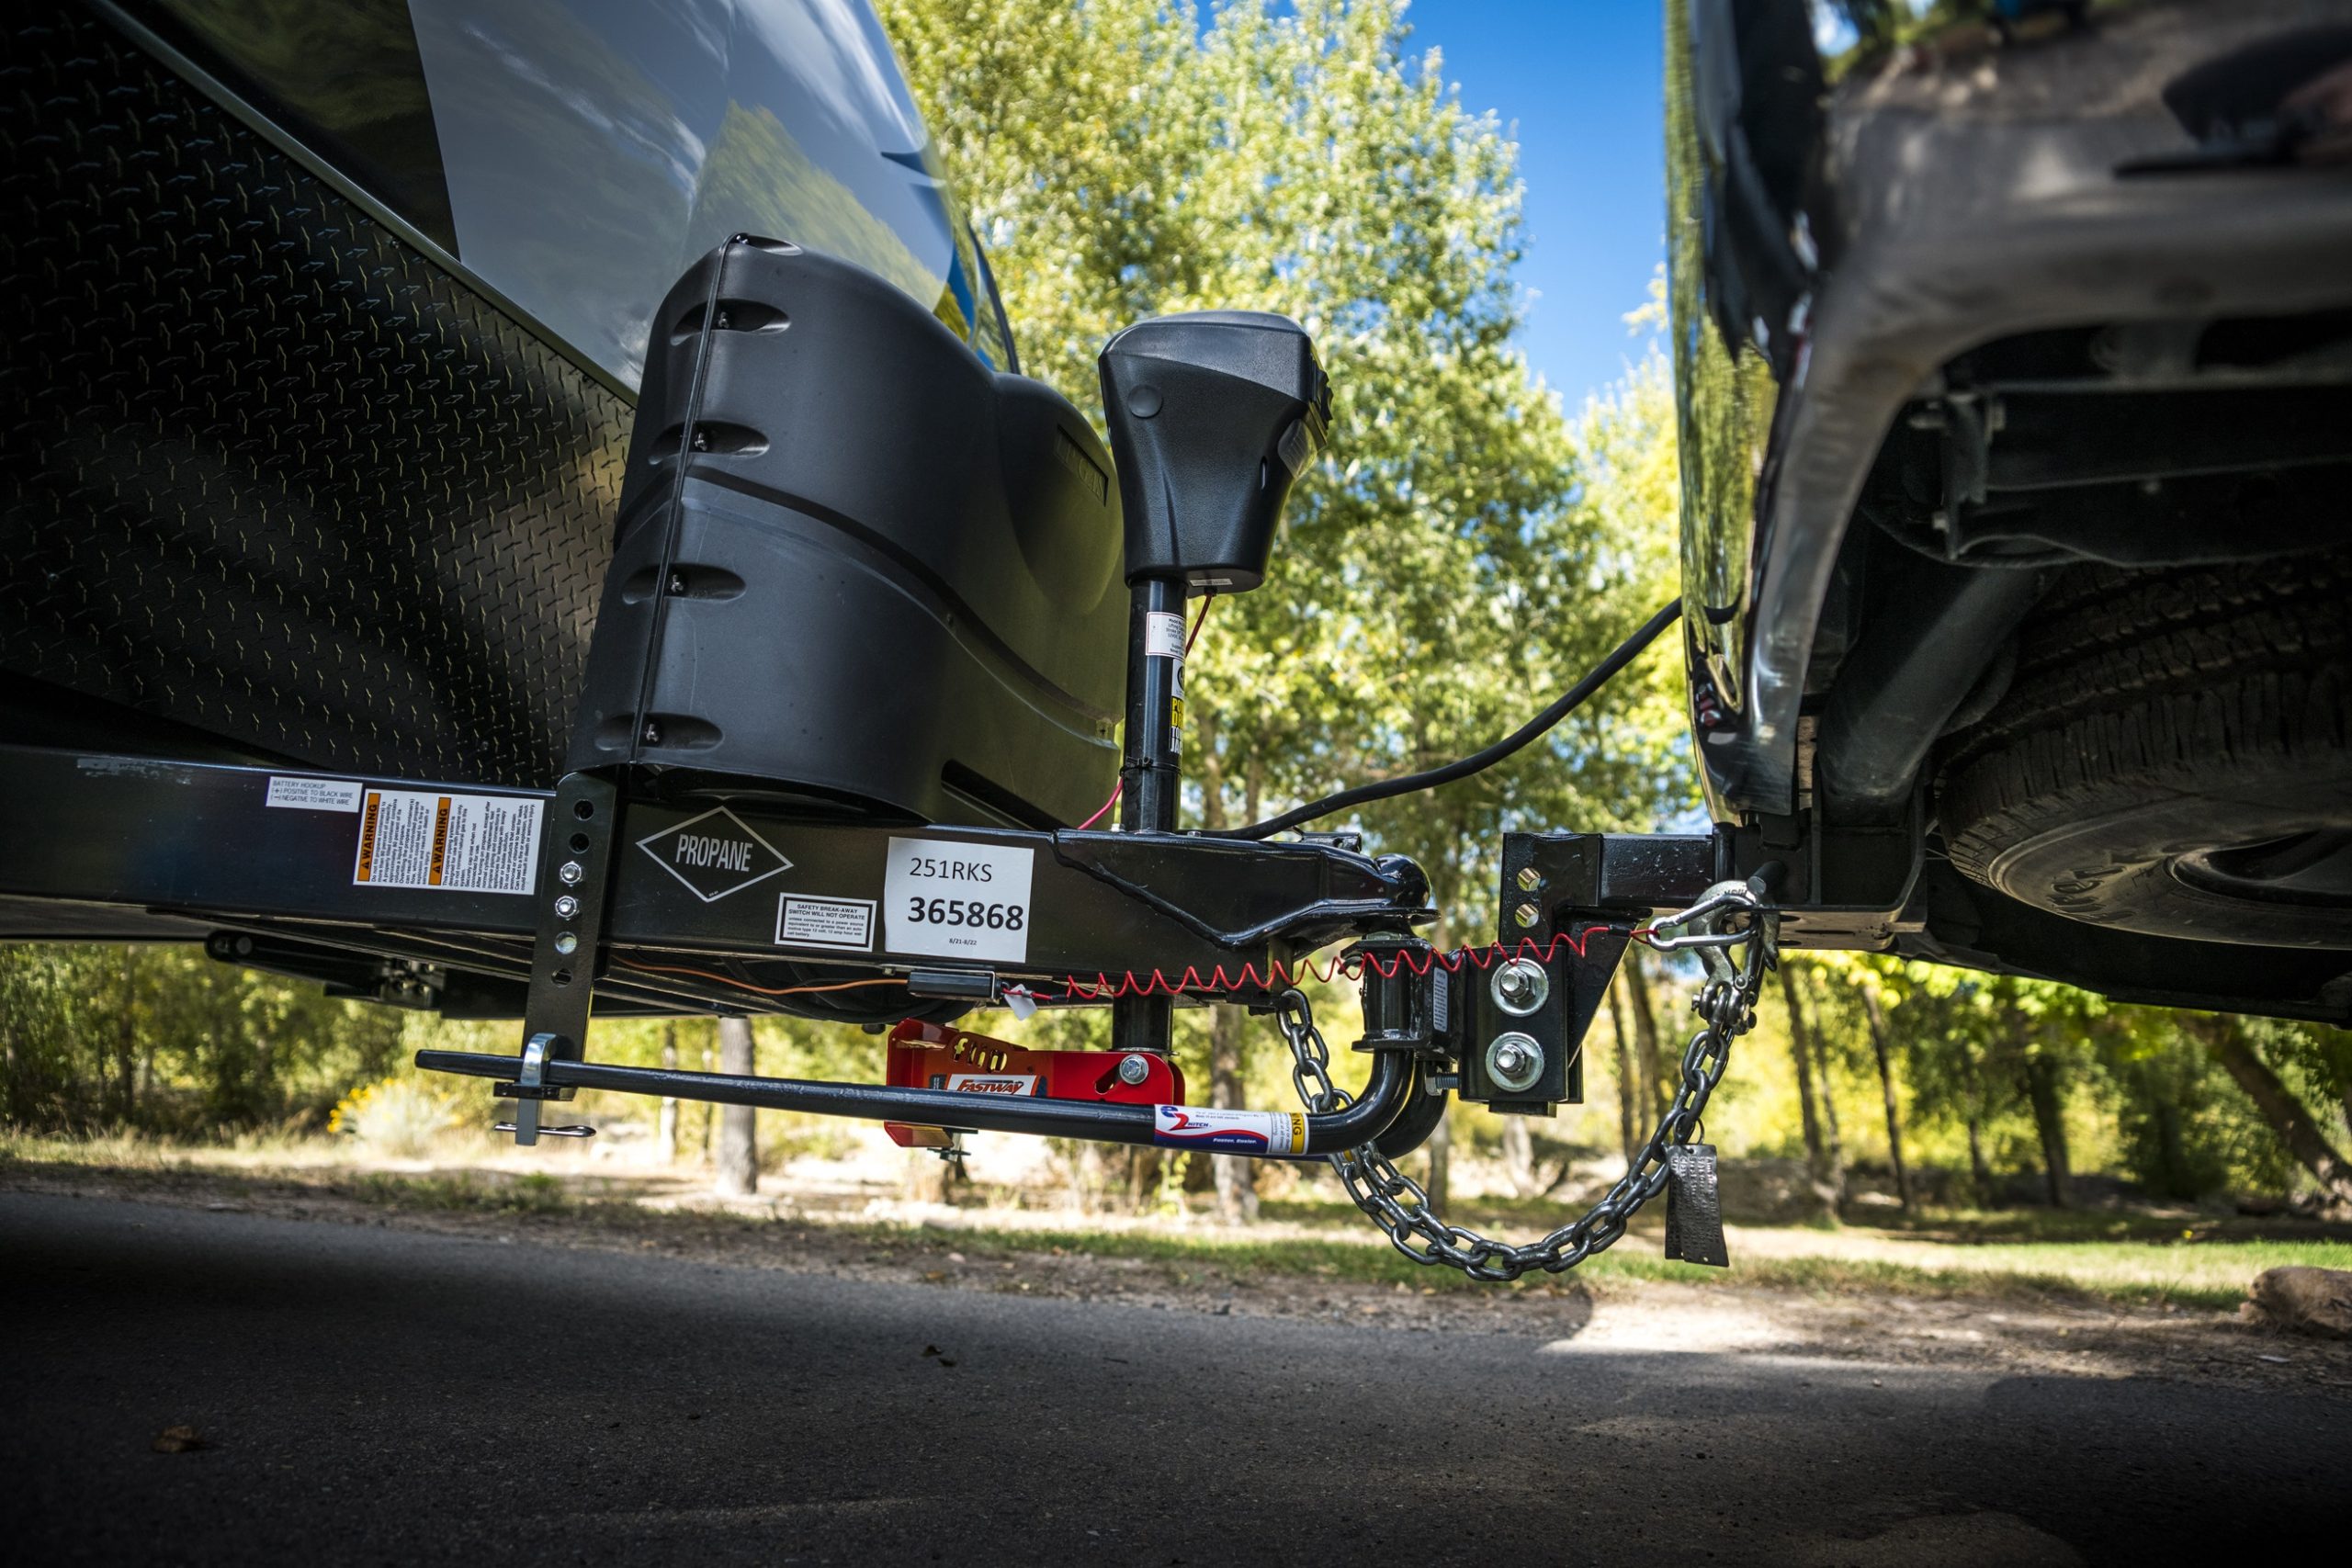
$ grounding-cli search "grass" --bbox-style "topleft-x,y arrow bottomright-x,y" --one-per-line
341,1169 -> 573,1215
6,1132 -> 2342,1313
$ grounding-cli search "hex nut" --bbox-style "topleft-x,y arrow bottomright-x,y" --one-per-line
1490,958 -> 1549,1016
1485,1032 -> 1544,1093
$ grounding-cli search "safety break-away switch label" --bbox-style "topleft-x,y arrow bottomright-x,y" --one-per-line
353,790 -> 543,895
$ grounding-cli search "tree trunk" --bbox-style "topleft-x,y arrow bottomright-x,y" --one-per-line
1804,971 -> 1848,1204
1424,1111 -> 1452,1220
1622,950 -> 1668,1120
1207,1004 -> 1259,1222
657,1023 -> 680,1164
2147,1088 -> 2194,1200
714,1017 -> 758,1197
1501,1116 -> 1539,1197
1124,1146 -> 1164,1213
1962,1039 -> 1995,1201
2191,1015 -> 2352,1206
115,950 -> 139,1123
1777,961 -> 1838,1217
1859,983 -> 1911,1212
1608,976 -> 1638,1169
904,1148 -> 950,1203
2023,1052 -> 2072,1209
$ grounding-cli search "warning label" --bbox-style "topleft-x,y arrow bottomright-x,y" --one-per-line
352,790 -> 542,895
776,895 -> 876,953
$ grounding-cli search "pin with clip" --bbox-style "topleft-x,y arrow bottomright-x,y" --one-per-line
492,1032 -> 597,1144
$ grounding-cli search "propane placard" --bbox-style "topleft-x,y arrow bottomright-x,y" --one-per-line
1151,1105 -> 1306,1156
882,838 -> 1035,964
351,790 -> 541,895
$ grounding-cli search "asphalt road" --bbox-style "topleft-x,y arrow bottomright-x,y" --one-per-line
5,1193 -> 2348,1566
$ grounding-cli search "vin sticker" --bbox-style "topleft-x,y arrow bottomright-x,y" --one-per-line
1151,1105 -> 1305,1156
353,790 -> 541,895
266,776 -> 363,813
776,895 -> 876,953
882,837 -> 1035,964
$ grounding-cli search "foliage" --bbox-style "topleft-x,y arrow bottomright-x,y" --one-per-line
0,943 -> 401,1134
328,1075 -> 463,1159
880,0 -> 1686,933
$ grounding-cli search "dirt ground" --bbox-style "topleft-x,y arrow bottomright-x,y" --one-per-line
7,1155 -> 2348,1403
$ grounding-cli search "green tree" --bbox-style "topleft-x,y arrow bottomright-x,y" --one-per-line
881,0 -> 1689,1213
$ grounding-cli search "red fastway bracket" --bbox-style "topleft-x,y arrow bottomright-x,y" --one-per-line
882,1019 -> 1184,1148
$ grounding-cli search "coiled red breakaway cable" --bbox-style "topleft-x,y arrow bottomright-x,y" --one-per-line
1058,924 -> 1624,1001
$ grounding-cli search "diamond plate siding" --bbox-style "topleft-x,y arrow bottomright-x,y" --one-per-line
0,5 -> 626,787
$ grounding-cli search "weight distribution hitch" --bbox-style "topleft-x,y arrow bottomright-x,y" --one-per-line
408,299 -> 1781,1279
0,263 -> 1781,1280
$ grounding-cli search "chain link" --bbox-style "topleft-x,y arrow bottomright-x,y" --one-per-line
1281,879 -> 1778,1283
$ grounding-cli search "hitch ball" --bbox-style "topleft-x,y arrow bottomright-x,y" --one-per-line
1485,1032 -> 1544,1094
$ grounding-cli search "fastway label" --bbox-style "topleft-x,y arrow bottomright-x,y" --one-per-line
942,1073 -> 1040,1097
882,837 -> 1035,964
637,807 -> 792,903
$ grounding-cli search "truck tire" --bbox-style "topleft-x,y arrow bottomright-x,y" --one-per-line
1937,552 -> 2352,949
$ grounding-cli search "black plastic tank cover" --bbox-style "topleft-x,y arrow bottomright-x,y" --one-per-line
567,239 -> 1125,829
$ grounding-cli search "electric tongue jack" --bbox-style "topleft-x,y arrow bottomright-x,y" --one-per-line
0,237 -> 1777,1279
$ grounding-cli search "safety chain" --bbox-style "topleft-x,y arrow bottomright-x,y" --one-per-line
1279,878 -> 1779,1283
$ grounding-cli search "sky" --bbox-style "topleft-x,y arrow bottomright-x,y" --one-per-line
1396,0 -> 1668,412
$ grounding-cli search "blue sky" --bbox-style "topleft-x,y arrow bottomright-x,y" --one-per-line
1397,0 -> 1668,411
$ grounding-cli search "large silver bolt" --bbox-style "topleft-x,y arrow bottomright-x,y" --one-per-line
1516,865 -> 1542,893
1491,958 -> 1549,1016
559,860 -> 584,886
1485,1032 -> 1544,1093
1116,1054 -> 1151,1088
1513,899 -> 1541,930
554,932 -> 579,955
553,895 -> 580,919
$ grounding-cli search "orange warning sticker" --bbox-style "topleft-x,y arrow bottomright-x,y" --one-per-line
352,789 -> 541,895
